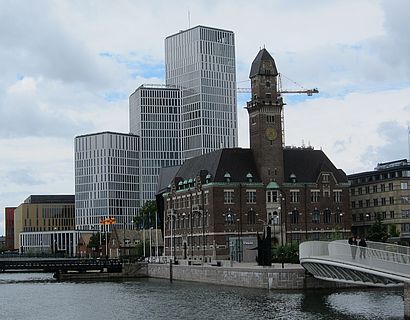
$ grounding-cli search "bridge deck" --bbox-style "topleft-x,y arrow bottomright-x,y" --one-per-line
0,258 -> 122,273
300,240 -> 410,286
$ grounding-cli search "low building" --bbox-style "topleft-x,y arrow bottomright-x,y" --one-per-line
109,228 -> 163,259
348,159 -> 410,242
5,207 -> 16,250
13,195 -> 75,253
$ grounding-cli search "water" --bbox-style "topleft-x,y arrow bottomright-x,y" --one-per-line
0,273 -> 404,320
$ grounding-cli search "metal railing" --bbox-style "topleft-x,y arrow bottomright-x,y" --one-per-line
300,240 -> 410,281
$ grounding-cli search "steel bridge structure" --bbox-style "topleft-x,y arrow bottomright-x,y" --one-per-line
299,240 -> 410,287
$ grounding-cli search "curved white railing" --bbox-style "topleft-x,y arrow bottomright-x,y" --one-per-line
300,240 -> 410,283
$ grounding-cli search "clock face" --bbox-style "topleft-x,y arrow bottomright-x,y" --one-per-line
265,127 -> 277,141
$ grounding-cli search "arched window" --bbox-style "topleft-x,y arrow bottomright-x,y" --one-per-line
247,210 -> 256,225
312,209 -> 320,224
225,212 -> 235,225
324,209 -> 332,224
271,212 -> 279,225
291,210 -> 299,224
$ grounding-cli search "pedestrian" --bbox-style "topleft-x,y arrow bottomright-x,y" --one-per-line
359,237 -> 367,259
348,235 -> 358,259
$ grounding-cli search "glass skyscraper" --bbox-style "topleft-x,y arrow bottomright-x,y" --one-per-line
129,85 -> 182,204
165,25 -> 238,159
74,132 -> 140,231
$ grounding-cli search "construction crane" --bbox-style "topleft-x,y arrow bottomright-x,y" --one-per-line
237,73 -> 319,96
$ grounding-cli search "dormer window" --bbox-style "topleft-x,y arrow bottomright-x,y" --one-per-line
290,173 -> 297,183
224,172 -> 231,183
246,172 -> 253,183
322,173 -> 330,182
205,173 -> 212,184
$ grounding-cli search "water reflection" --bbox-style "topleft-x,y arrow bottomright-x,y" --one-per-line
301,288 -> 403,320
0,274 -> 404,320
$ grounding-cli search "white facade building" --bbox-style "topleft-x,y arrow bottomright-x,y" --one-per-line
165,25 -> 238,159
20,230 -> 90,257
74,132 -> 140,231
129,85 -> 182,204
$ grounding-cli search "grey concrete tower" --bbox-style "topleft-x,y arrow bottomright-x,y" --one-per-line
246,48 -> 284,185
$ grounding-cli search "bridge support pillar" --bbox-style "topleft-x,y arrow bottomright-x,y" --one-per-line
405,282 -> 410,320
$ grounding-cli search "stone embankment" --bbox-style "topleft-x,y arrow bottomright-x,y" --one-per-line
57,261 -> 355,290
147,261 -> 355,290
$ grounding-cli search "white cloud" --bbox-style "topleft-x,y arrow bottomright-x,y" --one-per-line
284,87 -> 410,173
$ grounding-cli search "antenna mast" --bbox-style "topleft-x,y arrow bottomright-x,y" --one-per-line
408,125 -> 410,161
188,10 -> 191,28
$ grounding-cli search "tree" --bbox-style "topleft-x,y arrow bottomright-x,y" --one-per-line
389,224 -> 400,238
133,200 -> 157,229
331,226 -> 343,240
367,216 -> 388,242
87,232 -> 106,249
272,243 -> 299,264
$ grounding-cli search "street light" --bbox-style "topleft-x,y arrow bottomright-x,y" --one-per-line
236,218 -> 242,263
149,227 -> 153,262
168,210 -> 177,263
155,211 -> 159,260
280,195 -> 286,246
364,213 -> 370,236
53,227 -> 58,258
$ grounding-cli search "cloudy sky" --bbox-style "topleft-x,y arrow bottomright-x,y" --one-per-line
1,0 -> 410,234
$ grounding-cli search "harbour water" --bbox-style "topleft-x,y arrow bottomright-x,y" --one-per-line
0,273 -> 404,320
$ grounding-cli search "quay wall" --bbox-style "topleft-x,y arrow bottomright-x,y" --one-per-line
147,263 -> 353,290
56,262 -> 147,281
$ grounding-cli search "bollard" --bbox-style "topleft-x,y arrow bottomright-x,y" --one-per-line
405,282 -> 410,320
169,260 -> 173,283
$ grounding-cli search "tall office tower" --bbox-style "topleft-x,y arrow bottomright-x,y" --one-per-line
74,132 -> 140,231
165,25 -> 238,159
129,85 -> 182,204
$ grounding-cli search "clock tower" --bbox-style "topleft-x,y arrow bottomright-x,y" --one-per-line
246,48 -> 284,185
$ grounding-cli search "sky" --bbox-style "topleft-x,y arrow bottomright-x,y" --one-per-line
1,0 -> 410,235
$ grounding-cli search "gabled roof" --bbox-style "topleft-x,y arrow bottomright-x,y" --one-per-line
173,148 -> 261,183
157,165 -> 181,193
283,148 -> 348,183
249,48 -> 278,78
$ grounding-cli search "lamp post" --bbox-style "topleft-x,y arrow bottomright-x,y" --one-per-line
155,211 -> 159,260
168,210 -> 176,262
364,213 -> 370,236
236,217 -> 242,263
149,227 -> 153,262
280,195 -> 286,246
53,227 -> 57,258
143,217 -> 146,258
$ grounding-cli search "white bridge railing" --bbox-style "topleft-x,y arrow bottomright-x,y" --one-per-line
300,240 -> 410,281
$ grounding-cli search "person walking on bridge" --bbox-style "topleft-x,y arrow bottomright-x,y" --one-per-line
348,235 -> 358,259
359,237 -> 367,259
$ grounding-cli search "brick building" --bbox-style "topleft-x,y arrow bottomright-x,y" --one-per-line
5,207 -> 16,250
157,48 -> 350,262
348,159 -> 410,243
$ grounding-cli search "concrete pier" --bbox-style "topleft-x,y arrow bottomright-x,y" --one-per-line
147,262 -> 359,290
405,282 -> 410,320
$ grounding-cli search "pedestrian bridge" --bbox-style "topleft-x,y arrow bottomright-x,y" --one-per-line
299,240 -> 410,287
